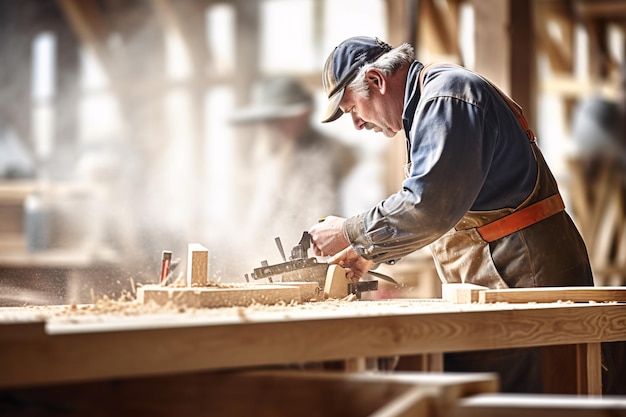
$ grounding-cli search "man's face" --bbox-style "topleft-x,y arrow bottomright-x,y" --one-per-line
338,80 -> 401,138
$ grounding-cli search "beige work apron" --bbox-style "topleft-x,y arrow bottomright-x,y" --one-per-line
429,140 -> 559,289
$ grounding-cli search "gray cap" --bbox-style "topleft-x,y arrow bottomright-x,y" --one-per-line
230,76 -> 313,124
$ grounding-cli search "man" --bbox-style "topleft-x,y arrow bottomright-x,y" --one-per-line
308,36 -> 596,393
230,75 -> 356,259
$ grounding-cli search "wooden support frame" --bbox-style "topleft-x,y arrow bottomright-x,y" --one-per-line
542,343 -> 603,395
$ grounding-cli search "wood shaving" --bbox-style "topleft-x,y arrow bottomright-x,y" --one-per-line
3,285 -> 602,325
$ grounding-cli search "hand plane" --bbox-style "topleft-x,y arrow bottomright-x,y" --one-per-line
247,231 -> 396,299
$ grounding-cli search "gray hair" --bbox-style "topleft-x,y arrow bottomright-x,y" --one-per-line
349,43 -> 415,97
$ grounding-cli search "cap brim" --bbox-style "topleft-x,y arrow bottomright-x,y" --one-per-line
321,88 -> 345,123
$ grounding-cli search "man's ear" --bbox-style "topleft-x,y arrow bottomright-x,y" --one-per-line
365,68 -> 386,94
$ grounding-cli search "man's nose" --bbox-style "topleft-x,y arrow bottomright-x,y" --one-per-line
351,112 -> 364,130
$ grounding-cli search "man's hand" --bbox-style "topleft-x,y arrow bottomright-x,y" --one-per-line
328,246 -> 376,282
308,216 -> 350,257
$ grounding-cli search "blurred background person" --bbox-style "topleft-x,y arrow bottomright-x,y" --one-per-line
229,75 -> 357,261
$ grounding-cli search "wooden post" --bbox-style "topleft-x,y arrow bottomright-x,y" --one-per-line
396,353 -> 444,372
542,343 -> 602,395
187,243 -> 209,287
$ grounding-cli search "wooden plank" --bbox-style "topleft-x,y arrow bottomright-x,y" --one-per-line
0,370 -> 498,417
451,393 -> 626,417
0,301 -> 624,389
137,283 -> 304,308
478,287 -> 626,304
542,343 -> 602,395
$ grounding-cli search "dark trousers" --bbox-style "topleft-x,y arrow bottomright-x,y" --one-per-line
444,347 -> 543,393
445,342 -> 626,394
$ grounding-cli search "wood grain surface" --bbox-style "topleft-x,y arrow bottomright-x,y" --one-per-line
479,286 -> 626,304
442,284 -> 626,304
0,299 -> 624,389
137,283 -> 309,308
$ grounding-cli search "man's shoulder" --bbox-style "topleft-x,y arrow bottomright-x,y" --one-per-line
421,64 -> 491,104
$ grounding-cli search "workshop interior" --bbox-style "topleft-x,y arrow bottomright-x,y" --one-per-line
0,0 -> 625,415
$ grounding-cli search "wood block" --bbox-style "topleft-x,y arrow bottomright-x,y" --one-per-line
186,243 -> 208,287
323,264 -> 349,299
442,284 -> 489,304
479,286 -> 626,304
137,284 -> 302,308
274,282 -> 320,302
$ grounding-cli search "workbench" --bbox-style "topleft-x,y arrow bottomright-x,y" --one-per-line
1,298 -> 624,396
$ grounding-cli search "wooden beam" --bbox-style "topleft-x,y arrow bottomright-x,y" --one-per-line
386,0 -> 418,47
574,0 -> 626,18
56,0 -> 113,76
535,0 -> 574,74
419,0 -> 461,61
150,0 -> 210,77
510,0 -> 536,127
473,0 -> 510,92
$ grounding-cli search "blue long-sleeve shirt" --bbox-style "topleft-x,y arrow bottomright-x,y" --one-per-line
345,61 -> 538,263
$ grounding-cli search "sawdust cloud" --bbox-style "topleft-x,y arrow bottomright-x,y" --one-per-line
0,1 -> 395,306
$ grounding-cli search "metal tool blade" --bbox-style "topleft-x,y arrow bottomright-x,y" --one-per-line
366,270 -> 399,285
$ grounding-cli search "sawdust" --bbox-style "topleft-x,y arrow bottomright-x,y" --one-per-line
7,283 -> 597,324
0,284 -> 377,322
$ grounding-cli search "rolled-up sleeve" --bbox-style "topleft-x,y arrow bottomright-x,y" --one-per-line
345,94 -> 496,263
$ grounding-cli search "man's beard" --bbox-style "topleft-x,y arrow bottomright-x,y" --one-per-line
365,122 -> 395,138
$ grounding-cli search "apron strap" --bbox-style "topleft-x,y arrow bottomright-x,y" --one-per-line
476,193 -> 565,242
419,63 -> 563,242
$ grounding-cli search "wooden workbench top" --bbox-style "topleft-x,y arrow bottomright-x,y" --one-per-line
0,297 -> 616,333
0,298 -> 624,389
